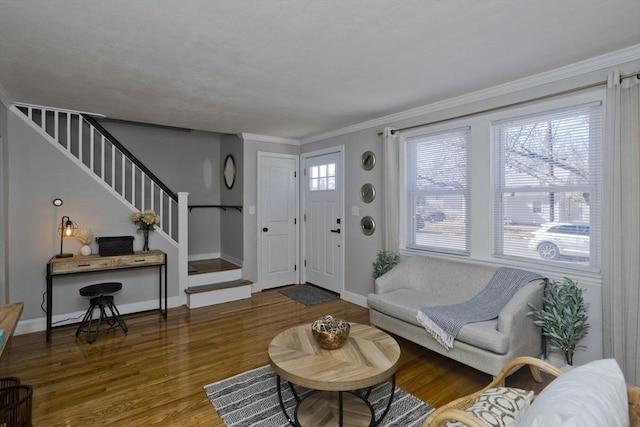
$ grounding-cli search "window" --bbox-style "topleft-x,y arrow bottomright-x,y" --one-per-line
405,127 -> 470,254
494,102 -> 602,270
532,200 -> 542,214
309,163 -> 335,191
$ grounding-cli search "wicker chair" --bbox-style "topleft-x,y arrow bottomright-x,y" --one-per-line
423,356 -> 640,427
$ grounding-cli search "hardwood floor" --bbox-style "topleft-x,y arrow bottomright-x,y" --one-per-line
0,288 -> 552,426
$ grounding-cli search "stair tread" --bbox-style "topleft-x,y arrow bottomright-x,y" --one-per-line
185,279 -> 253,294
188,258 -> 240,276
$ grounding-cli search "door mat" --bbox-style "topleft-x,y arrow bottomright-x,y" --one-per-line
279,284 -> 338,306
204,365 -> 433,427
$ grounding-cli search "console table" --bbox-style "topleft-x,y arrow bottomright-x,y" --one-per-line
46,250 -> 167,342
0,303 -> 24,358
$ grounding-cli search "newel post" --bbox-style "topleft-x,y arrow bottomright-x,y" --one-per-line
178,192 -> 190,305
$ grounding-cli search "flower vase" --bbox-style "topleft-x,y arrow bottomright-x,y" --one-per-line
80,245 -> 92,256
143,229 -> 150,252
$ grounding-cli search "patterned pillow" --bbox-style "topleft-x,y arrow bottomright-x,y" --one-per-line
445,387 -> 534,427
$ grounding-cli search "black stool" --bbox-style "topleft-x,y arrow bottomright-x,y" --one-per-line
75,282 -> 128,343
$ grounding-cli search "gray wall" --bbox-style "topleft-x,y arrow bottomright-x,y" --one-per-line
99,120 -> 222,257
220,134 -> 243,262
299,58 -> 640,365
4,109 -> 178,321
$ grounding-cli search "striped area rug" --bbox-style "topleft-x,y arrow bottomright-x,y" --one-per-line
204,365 -> 433,426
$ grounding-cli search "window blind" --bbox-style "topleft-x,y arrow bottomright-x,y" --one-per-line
493,102 -> 603,271
406,127 -> 470,255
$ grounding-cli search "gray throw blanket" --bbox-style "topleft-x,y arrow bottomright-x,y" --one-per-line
417,267 -> 543,350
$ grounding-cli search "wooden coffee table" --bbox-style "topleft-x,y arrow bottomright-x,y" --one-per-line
268,322 -> 401,426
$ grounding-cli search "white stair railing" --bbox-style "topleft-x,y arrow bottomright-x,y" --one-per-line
14,104 -> 179,243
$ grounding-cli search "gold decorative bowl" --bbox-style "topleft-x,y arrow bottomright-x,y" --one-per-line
311,315 -> 350,350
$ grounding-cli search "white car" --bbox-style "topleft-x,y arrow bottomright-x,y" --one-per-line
528,222 -> 590,260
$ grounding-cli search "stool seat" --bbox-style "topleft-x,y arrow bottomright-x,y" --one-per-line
76,282 -> 127,343
79,282 -> 122,297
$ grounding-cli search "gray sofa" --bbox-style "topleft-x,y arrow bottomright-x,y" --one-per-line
367,256 -> 545,376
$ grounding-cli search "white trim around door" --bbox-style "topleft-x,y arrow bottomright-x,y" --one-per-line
301,146 -> 345,295
257,152 -> 300,290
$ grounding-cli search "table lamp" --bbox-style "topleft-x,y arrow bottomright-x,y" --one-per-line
56,215 -> 78,258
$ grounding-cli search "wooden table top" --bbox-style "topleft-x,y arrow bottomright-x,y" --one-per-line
0,303 -> 24,359
268,322 -> 400,391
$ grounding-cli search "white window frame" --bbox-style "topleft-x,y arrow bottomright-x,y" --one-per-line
399,122 -> 472,256
398,89 -> 605,279
492,100 -> 603,273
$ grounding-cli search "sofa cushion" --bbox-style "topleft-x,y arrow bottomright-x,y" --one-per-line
368,289 -> 509,354
446,387 -> 534,427
519,358 -> 628,427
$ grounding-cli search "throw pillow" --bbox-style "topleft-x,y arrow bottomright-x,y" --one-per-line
519,358 -> 628,427
445,387 -> 534,427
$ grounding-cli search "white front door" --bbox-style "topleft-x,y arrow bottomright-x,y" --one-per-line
303,150 -> 343,294
259,154 -> 298,289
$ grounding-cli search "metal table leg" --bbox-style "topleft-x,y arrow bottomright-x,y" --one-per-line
276,374 -> 299,426
372,374 -> 396,426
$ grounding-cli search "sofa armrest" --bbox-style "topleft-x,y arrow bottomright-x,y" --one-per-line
374,260 -> 409,294
423,357 -> 563,427
629,385 -> 640,426
497,279 -> 544,338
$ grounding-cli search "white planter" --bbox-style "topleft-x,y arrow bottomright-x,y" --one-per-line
545,350 -> 574,372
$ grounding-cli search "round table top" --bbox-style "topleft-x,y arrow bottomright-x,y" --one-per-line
268,322 -> 400,391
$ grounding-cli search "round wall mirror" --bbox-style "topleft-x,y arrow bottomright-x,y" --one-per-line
361,151 -> 376,171
360,216 -> 376,236
360,183 -> 376,203
223,155 -> 236,189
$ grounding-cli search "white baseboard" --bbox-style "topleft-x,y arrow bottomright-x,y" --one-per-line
220,253 -> 243,267
341,290 -> 368,308
188,252 -> 221,261
15,296 -> 183,336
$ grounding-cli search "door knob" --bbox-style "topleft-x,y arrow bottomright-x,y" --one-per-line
263,227 -> 269,232
330,229 -> 341,234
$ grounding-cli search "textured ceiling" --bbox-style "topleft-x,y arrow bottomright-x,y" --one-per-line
1,0 -> 639,140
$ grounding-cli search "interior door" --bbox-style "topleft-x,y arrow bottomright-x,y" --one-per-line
259,154 -> 298,289
303,151 -> 343,294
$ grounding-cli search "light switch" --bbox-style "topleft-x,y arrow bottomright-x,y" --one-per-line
352,206 -> 359,216
249,205 -> 255,215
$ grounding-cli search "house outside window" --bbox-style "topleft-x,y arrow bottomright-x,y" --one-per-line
493,102 -> 603,271
309,163 -> 336,191
404,127 -> 470,255
398,91 -> 604,276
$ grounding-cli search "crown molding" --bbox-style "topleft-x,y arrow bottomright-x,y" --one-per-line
239,132 -> 300,145
301,44 -> 640,144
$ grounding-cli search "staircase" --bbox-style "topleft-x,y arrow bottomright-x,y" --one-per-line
13,104 -> 179,240
185,258 -> 252,308
13,103 -> 250,308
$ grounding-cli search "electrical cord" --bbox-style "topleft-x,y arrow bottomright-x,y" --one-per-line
41,290 -> 84,325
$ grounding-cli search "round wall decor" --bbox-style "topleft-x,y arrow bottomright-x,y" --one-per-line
360,183 -> 376,203
360,216 -> 376,236
361,151 -> 376,171
223,154 -> 236,189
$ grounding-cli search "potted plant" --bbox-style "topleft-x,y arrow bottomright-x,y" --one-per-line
372,250 -> 399,279
527,277 -> 590,366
